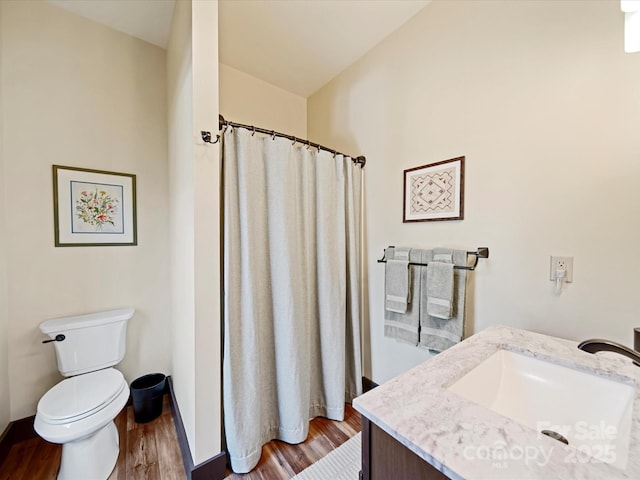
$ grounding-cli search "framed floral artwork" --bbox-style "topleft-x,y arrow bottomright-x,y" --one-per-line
52,165 -> 137,246
403,156 -> 465,222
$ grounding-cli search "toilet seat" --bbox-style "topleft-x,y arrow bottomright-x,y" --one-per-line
37,368 -> 126,425
34,369 -> 130,446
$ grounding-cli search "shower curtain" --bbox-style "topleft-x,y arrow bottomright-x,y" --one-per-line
222,127 -> 363,473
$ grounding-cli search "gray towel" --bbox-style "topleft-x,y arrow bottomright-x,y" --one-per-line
419,249 -> 467,353
384,247 -> 411,313
394,247 -> 411,261
384,247 -> 421,345
426,250 -> 454,319
433,250 -> 453,263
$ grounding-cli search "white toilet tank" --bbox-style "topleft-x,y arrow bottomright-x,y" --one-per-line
40,308 -> 134,377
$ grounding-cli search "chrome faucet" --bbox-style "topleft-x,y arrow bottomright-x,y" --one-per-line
578,339 -> 640,367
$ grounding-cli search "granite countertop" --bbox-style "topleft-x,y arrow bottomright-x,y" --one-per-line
353,325 -> 640,479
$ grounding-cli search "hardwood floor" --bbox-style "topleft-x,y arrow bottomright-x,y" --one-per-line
224,404 -> 361,480
0,396 -> 186,480
0,400 -> 361,480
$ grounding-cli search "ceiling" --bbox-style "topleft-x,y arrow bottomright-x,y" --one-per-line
218,0 -> 430,97
46,0 -> 430,97
46,0 -> 177,49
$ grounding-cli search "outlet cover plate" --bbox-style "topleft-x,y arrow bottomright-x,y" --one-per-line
550,256 -> 573,282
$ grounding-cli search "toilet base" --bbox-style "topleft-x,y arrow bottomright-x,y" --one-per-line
58,420 -> 119,480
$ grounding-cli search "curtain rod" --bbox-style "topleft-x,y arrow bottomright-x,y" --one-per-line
201,115 -> 366,168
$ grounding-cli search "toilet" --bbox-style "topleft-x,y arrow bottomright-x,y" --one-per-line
34,308 -> 134,480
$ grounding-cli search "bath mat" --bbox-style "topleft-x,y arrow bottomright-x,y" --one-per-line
291,433 -> 361,480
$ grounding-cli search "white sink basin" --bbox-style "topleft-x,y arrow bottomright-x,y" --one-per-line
447,349 -> 635,468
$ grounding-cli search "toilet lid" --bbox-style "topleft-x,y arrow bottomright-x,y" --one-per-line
37,368 -> 126,424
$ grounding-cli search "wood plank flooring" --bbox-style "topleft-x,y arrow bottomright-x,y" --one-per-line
0,395 -> 186,480
0,400 -> 360,480
224,404 -> 361,480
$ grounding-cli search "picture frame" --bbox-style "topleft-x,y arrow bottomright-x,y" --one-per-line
52,165 -> 137,246
403,156 -> 465,223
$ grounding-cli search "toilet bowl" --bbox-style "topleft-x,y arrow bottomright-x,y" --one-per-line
34,308 -> 134,480
35,368 -> 129,479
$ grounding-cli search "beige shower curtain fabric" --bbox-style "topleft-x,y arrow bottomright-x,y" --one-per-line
222,127 -> 363,473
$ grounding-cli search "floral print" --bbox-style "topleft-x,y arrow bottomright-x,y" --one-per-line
75,188 -> 119,231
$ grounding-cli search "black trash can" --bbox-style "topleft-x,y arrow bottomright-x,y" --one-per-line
131,373 -> 166,423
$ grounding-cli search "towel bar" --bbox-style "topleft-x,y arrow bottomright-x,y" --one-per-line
377,246 -> 489,271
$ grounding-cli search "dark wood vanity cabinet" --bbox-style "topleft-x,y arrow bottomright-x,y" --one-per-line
360,417 -> 451,480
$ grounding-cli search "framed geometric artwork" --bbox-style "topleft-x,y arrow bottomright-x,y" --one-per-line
52,165 -> 137,246
403,156 -> 464,223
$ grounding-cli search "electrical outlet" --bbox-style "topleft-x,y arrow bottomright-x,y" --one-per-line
550,256 -> 573,282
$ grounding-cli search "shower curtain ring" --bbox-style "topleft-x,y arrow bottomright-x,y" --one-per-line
271,131 -> 276,140
251,126 -> 256,136
292,137 -> 297,146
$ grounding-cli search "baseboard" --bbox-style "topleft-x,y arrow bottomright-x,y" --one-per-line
0,422 -> 12,468
362,376 -> 379,393
0,415 -> 37,467
192,451 -> 227,480
167,376 -> 227,480
168,376 -> 193,477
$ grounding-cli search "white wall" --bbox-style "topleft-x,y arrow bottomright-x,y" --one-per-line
1,0 -> 171,419
167,0 -> 221,465
167,0 -> 196,460
0,0 -> 9,433
308,0 -> 640,384
220,63 -> 307,138
192,0 -> 221,464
